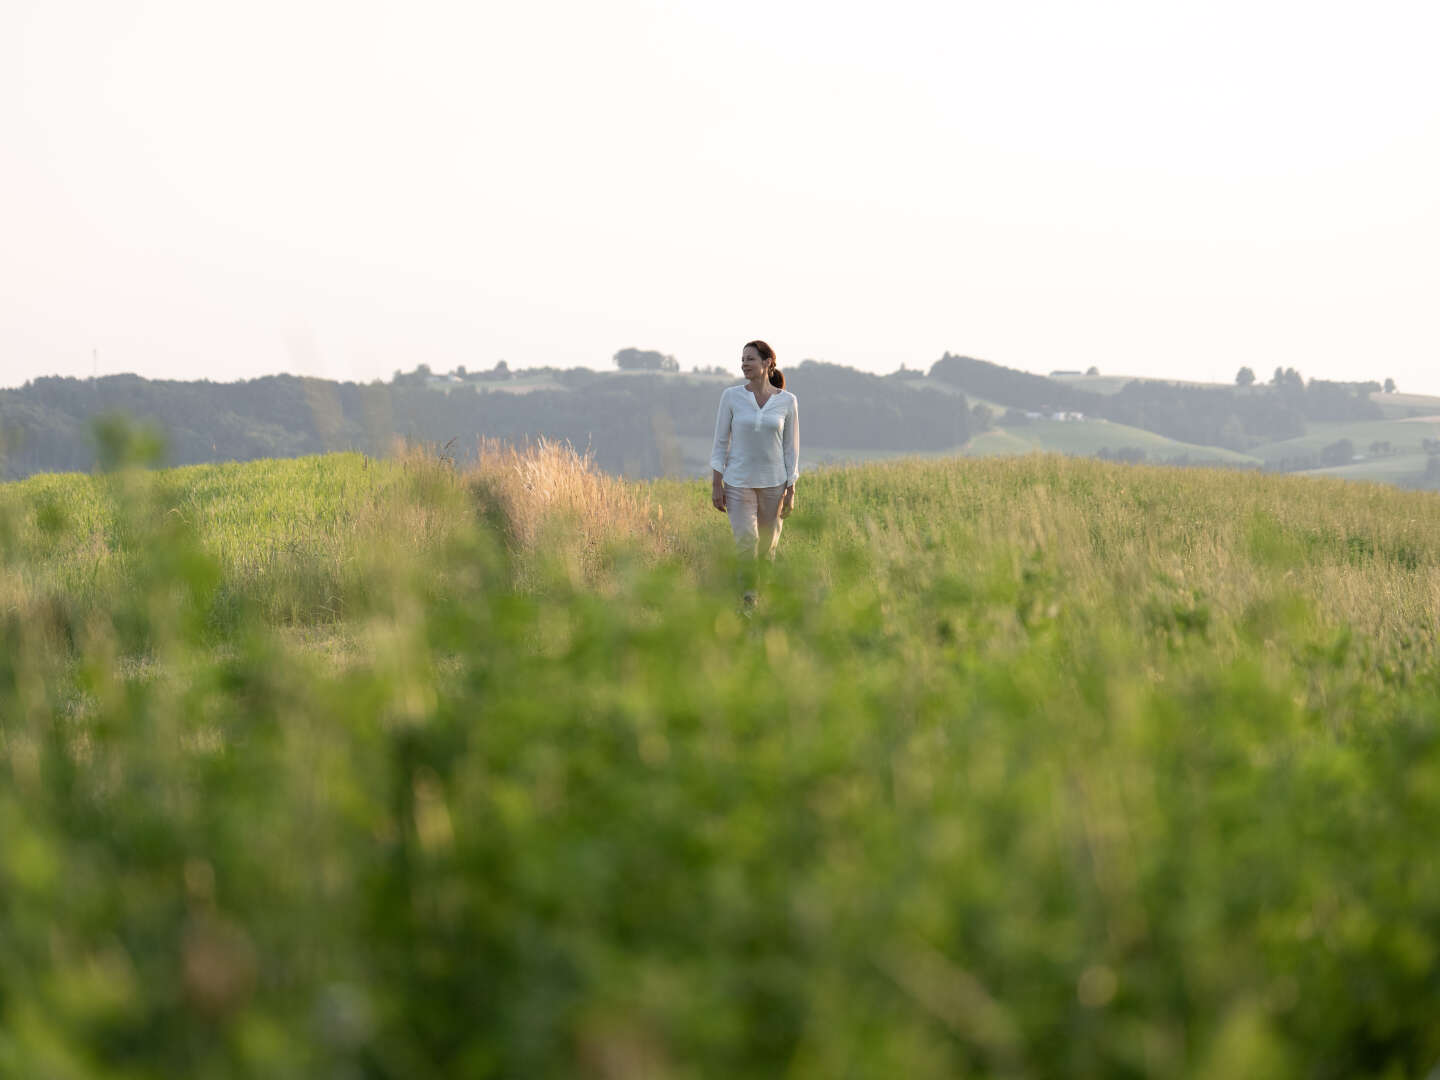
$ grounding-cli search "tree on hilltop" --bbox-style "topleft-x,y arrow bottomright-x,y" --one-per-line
1271,366 -> 1303,391
614,348 -> 679,373
1384,377 -> 1397,393
1236,367 -> 1255,387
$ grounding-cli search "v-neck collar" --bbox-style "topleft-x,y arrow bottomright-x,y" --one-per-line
747,386 -> 778,411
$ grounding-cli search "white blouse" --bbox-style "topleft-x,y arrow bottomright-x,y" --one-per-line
709,385 -> 799,489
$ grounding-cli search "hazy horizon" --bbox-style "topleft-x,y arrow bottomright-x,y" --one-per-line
2,353 -> 1437,396
5,0 -> 1438,395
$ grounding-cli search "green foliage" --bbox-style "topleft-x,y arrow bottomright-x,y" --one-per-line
4,452 -> 1440,1076
92,413 -> 166,472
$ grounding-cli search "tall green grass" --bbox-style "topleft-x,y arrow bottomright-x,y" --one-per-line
3,446 -> 1440,1078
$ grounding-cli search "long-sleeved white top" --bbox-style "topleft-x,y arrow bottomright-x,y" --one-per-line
709,385 -> 799,488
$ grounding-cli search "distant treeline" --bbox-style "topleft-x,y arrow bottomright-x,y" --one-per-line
2,353 -> 1402,482
929,354 -> 1382,450
0,363 -> 974,480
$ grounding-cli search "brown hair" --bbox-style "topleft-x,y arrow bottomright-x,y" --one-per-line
745,339 -> 784,389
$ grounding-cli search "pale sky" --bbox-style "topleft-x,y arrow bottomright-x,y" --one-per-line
4,0 -> 1438,393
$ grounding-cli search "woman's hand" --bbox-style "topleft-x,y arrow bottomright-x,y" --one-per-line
779,485 -> 795,519
712,479 -> 726,512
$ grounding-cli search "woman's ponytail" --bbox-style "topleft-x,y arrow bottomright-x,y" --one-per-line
768,367 -> 785,389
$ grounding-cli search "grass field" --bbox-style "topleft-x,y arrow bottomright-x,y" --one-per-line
963,420 -> 1261,465
1048,373 -> 1230,396
672,434 -> 973,473
680,416 -> 1261,476
1305,453 -> 1434,485
1044,377 -> 1440,414
1372,391 -> 1440,420
1252,418 -> 1440,470
4,444 -> 1440,1077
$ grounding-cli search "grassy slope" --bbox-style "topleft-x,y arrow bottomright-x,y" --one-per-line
1305,452 -> 1433,484
1047,376 -> 1440,408
1372,390 -> 1440,418
682,422 -> 1261,474
902,378 -> 1262,465
1251,418 -> 1440,461
964,419 -> 1261,464
919,376 -> 1440,482
675,433 -> 970,473
1049,372 -> 1230,395
475,371 -> 732,396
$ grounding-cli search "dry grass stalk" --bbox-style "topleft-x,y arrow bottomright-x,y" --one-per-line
466,438 -> 672,576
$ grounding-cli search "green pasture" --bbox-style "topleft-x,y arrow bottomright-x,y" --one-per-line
672,434 -> 970,474
959,428 -> 1035,455
1372,391 -> 1440,420
4,448 -> 1440,1077
1252,418 -> 1440,464
962,419 -> 1260,465
683,414 -> 1261,478
472,375 -> 566,395
1305,453 -> 1433,486
1048,374 -> 1231,396
899,378 -> 1011,416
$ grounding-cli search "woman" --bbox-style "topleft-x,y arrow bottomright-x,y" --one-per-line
709,340 -> 799,597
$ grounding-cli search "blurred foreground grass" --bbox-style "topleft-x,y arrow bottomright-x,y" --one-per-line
3,443 -> 1440,1078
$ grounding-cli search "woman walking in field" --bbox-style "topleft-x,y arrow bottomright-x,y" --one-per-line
709,340 -> 799,607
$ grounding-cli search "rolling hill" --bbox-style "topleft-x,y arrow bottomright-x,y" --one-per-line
4,360 -> 1438,489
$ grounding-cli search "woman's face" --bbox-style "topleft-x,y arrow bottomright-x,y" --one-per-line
740,346 -> 768,381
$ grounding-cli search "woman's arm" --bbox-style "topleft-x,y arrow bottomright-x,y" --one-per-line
782,396 -> 799,486
709,392 -> 732,512
780,396 -> 798,518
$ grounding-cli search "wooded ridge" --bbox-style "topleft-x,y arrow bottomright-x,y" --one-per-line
3,355 -> 1435,486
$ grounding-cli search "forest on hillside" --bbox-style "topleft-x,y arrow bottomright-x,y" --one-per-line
3,354 -> 1432,483
0,362 -> 974,480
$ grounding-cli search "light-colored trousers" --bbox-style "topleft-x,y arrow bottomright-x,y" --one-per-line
725,483 -> 786,560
